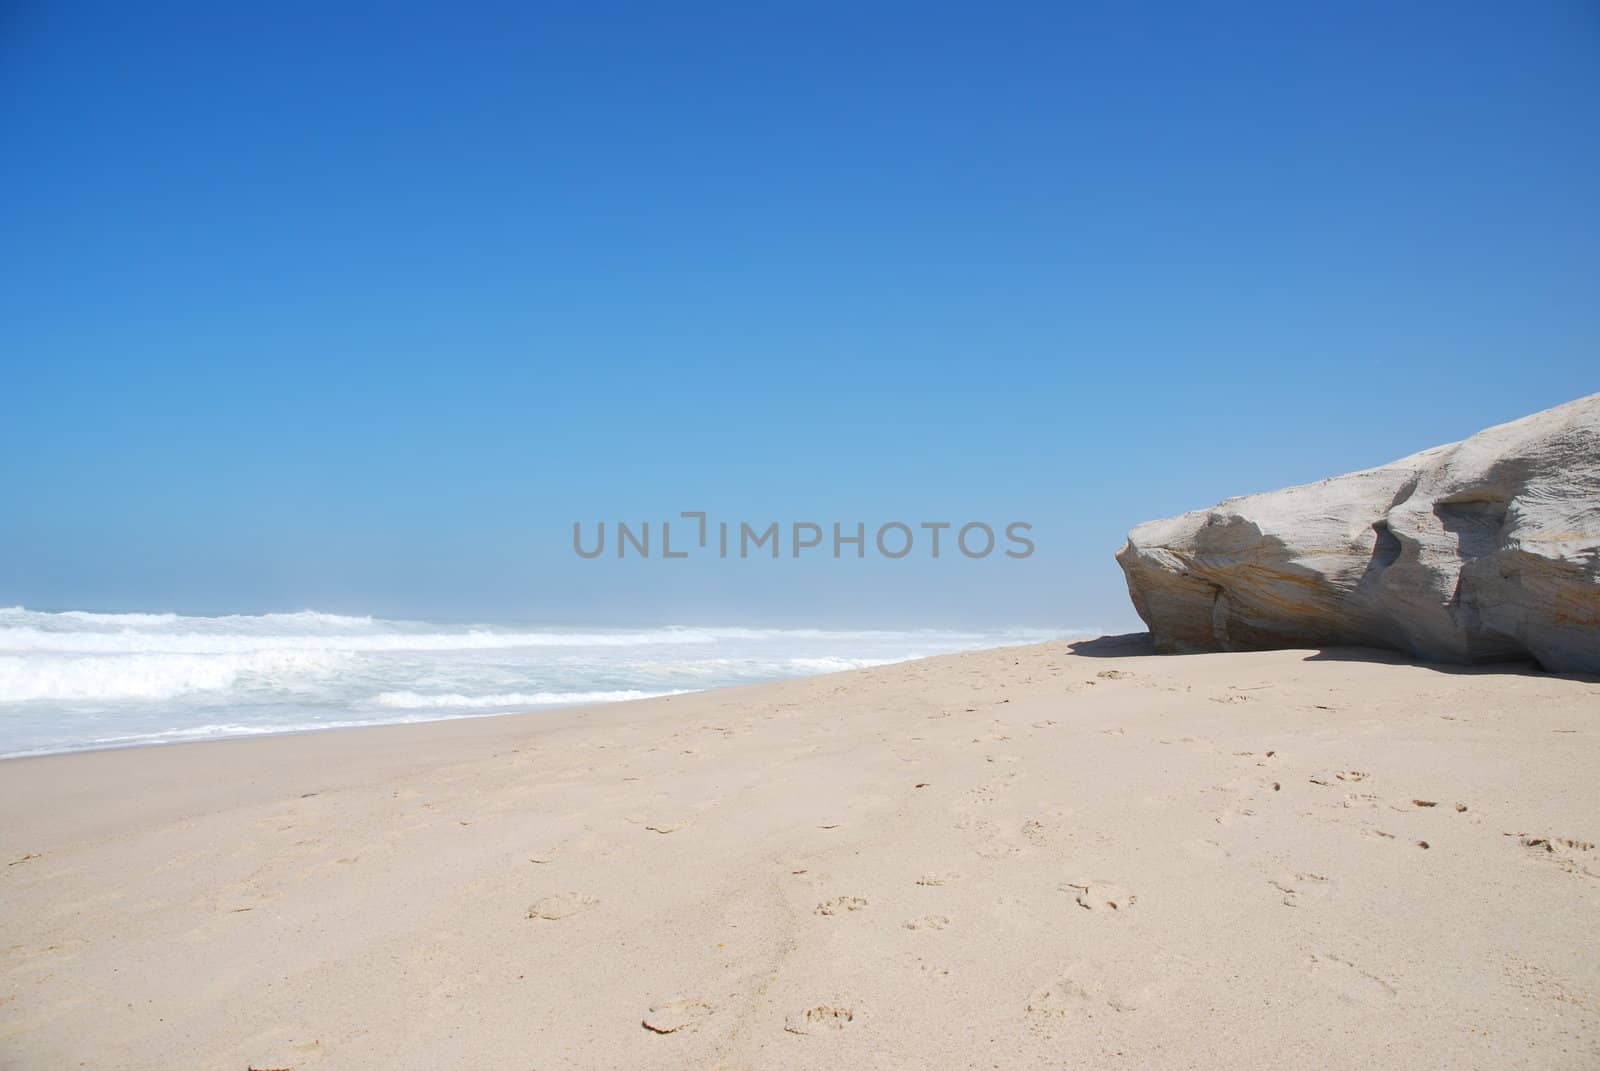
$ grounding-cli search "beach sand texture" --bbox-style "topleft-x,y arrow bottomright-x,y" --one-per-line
2,639 -> 1597,1069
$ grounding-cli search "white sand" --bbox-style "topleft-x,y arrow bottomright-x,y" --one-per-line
1,639 -> 1597,1069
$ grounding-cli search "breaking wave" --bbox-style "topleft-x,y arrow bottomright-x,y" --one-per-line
0,607 -> 1089,756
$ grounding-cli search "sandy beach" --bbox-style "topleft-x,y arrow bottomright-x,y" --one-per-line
8,4 -> 1595,1068
2,638 -> 1597,1069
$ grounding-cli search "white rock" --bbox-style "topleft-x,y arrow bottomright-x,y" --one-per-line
1117,394 -> 1600,673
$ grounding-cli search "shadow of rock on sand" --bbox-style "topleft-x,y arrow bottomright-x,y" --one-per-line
1303,646 -> 1597,683
1067,634 -> 1598,681
1067,633 -> 1157,657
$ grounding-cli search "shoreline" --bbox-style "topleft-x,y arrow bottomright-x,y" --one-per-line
0,608 -> 1087,761
3,639 -> 1597,1068
5,632 -> 1578,766
0,689 -> 707,764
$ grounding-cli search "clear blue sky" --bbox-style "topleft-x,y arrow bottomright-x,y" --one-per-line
2,2 -> 1595,629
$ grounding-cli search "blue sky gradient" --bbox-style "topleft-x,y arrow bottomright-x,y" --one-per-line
3,2 -> 1596,628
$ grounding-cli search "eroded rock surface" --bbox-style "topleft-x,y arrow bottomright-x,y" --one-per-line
1117,394 -> 1600,673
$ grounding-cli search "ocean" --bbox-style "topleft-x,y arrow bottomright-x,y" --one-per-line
0,607 -> 1082,757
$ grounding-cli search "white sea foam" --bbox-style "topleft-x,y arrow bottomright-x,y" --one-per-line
0,624 -> 730,654
373,689 -> 690,709
0,650 -> 348,702
0,608 -> 1092,756
784,656 -> 903,673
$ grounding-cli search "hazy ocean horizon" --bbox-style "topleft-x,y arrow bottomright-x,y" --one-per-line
0,607 -> 1088,757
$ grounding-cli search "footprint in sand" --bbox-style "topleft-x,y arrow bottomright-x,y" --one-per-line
626,815 -> 693,834
954,815 -> 1030,859
527,892 -> 599,920
903,914 -> 951,931
975,837 -> 1023,860
1060,880 -> 1136,912
1181,837 -> 1230,860
1303,952 -> 1396,1004
965,785 -> 1000,807
1213,805 -> 1257,827
1521,835 -> 1594,853
964,772 -> 1023,807
784,1005 -> 856,1034
1026,961 -> 1146,1023
815,896 -> 868,916
1519,835 -> 1599,877
1268,872 -> 1331,907
642,997 -> 714,1034
915,872 -> 958,887
1025,981 -> 1092,1020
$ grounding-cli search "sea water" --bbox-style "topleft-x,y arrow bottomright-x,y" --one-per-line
0,607 -> 1082,757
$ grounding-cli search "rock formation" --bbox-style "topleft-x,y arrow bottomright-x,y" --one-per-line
1117,394 -> 1600,673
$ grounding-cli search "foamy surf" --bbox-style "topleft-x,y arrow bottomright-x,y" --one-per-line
372,689 -> 689,709
0,608 -> 1088,757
